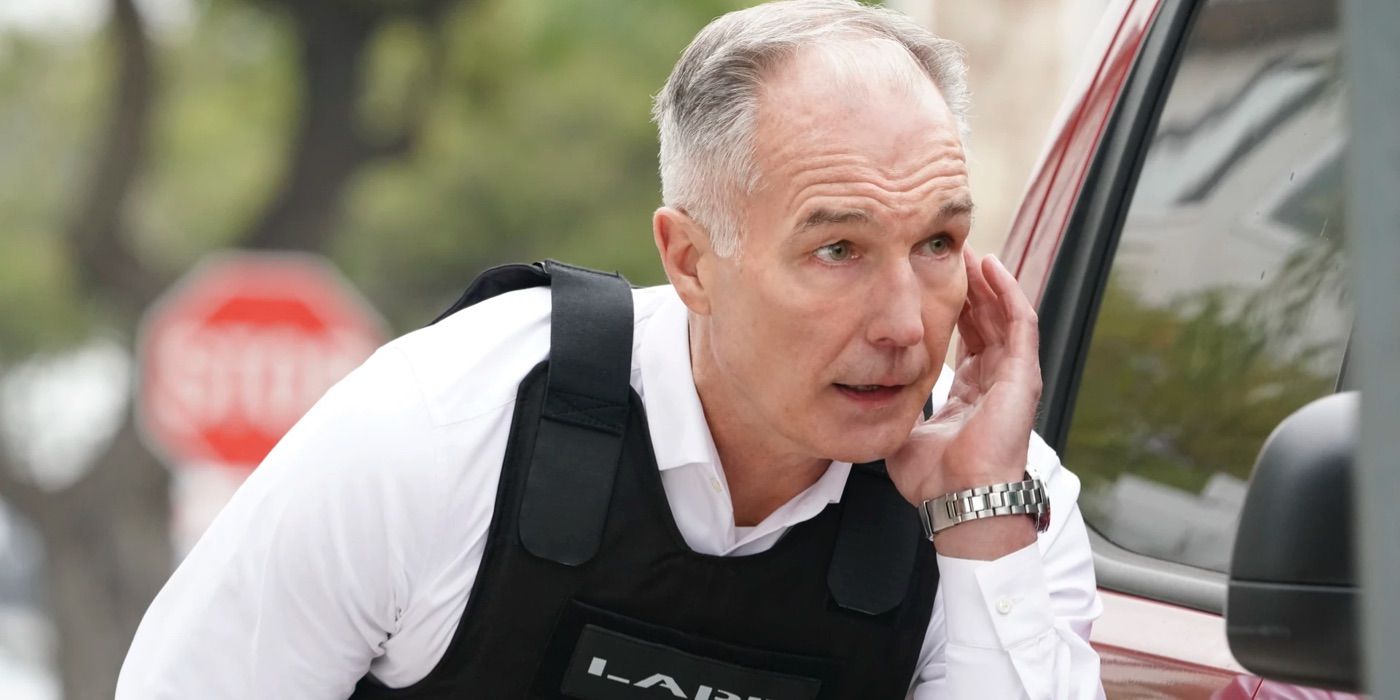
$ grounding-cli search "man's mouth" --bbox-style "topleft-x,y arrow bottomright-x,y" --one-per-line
834,383 -> 905,402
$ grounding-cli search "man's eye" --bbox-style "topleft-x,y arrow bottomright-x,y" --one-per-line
922,235 -> 954,256
814,241 -> 855,263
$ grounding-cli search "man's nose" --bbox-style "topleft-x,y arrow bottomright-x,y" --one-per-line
866,262 -> 925,348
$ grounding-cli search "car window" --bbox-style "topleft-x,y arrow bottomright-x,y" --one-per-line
1064,0 -> 1348,572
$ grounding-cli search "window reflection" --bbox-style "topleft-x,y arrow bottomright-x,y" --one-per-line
1066,0 -> 1349,572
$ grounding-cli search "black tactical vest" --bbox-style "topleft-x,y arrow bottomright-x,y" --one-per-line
350,261 -> 941,700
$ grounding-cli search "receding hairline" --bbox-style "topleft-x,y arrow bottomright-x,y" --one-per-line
749,39 -> 967,198
759,34 -> 946,100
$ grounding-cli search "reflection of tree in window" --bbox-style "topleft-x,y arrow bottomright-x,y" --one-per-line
1068,268 -> 1345,570
1070,272 -> 1339,487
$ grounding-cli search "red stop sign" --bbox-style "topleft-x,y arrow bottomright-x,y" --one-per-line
138,253 -> 387,470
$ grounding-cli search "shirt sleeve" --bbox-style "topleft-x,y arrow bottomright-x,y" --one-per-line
116,346 -> 455,699
909,431 -> 1106,700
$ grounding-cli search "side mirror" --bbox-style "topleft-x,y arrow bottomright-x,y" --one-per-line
1226,391 -> 1361,691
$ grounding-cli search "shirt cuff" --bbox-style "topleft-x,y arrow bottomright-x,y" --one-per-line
935,540 -> 1055,650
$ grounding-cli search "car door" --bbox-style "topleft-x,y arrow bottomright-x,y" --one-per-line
1005,0 -> 1358,697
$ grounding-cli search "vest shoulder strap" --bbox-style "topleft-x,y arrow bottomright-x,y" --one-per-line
519,261 -> 635,566
432,260 -> 634,566
825,399 -> 935,614
429,262 -> 551,325
828,461 -> 925,615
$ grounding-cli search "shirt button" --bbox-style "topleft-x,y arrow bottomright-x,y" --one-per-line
996,597 -> 1014,615
709,477 -> 724,493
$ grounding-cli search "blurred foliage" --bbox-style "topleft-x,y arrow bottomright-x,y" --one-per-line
338,0 -> 746,327
0,0 -> 750,360
0,28 -> 109,358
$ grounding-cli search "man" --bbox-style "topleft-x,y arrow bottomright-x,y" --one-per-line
119,1 -> 1103,698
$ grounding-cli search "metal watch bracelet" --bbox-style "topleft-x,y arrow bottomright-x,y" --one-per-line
917,475 -> 1051,539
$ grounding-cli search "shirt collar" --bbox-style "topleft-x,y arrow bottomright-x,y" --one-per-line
637,289 -> 724,473
636,289 -> 851,505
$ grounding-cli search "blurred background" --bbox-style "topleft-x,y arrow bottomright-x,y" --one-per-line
0,0 -> 1109,696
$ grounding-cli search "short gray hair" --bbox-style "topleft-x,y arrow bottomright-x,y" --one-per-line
652,0 -> 971,257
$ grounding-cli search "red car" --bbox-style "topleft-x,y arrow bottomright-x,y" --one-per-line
1003,0 -> 1361,696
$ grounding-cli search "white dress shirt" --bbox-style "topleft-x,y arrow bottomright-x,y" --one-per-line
118,284 -> 1104,699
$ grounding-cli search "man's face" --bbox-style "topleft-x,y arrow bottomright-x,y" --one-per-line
700,50 -> 972,464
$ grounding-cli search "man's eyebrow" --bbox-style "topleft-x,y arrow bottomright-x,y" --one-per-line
795,207 -> 871,233
936,196 -> 975,223
793,198 -> 974,235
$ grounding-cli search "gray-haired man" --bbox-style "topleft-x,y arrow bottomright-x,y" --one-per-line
120,1 -> 1104,697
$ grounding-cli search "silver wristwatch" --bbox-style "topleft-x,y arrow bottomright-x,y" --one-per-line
917,473 -> 1051,539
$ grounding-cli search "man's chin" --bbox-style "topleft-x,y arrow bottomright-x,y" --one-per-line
817,425 -> 912,465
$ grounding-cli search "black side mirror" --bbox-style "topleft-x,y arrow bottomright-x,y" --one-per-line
1226,391 -> 1361,691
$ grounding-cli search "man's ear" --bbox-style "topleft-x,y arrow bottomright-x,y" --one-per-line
652,206 -> 713,315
